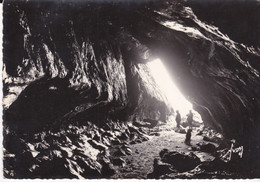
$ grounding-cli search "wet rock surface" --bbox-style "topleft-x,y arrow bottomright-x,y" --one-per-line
3,0 -> 260,146
4,115 -> 260,179
198,142 -> 217,154
111,122 -> 260,179
160,149 -> 201,172
3,121 -> 148,179
2,0 -> 260,179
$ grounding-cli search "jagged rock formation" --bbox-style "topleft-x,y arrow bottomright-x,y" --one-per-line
4,0 -> 260,145
2,0 -> 260,179
187,0 -> 260,48
3,1 -> 170,134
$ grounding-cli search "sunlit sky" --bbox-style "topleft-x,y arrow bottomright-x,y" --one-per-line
147,58 -> 193,115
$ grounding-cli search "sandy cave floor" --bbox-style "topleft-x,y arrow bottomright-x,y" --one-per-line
110,119 -> 216,179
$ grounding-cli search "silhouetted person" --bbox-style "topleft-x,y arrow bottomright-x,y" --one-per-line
187,110 -> 193,128
185,128 -> 192,145
175,110 -> 181,128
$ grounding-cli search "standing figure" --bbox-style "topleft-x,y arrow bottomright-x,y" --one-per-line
187,110 -> 193,128
185,128 -> 192,145
175,110 -> 181,128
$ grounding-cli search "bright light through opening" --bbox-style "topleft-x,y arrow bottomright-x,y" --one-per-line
147,59 -> 193,116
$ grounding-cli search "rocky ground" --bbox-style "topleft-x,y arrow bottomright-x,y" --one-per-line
110,119 -> 216,179
110,117 -> 251,179
3,116 -> 254,179
3,119 -> 150,179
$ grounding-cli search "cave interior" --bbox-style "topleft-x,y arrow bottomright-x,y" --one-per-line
2,0 -> 260,179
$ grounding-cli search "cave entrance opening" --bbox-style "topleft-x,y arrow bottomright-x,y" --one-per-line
147,58 -> 202,123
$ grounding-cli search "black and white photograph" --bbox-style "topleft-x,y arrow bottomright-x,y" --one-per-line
2,0 -> 260,179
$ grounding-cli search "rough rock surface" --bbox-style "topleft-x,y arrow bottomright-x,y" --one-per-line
4,0 -> 260,144
160,149 -> 201,172
2,0 -> 260,179
3,1 -> 170,134
3,121 -> 148,178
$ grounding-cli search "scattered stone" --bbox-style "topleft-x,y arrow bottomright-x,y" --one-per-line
133,120 -> 147,128
101,137 -> 111,146
99,158 -> 115,177
111,158 -> 126,166
121,145 -> 132,155
129,126 -> 141,134
141,136 -> 149,141
67,156 -> 102,178
138,128 -> 146,134
113,130 -> 122,137
121,144 -> 129,149
202,129 -> 223,144
102,131 -> 112,138
34,157 -> 79,178
198,142 -> 216,153
217,139 -> 232,150
111,138 -> 121,145
113,148 -> 126,157
143,118 -> 159,128
150,132 -> 160,136
130,141 -> 136,144
124,148 -> 132,155
87,140 -> 107,151
93,133 -> 101,142
34,142 -> 49,151
136,139 -> 143,143
129,133 -> 138,141
124,129 -> 130,136
199,158 -> 227,172
118,133 -> 129,140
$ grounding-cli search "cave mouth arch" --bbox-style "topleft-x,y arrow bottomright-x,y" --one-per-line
147,58 -> 202,123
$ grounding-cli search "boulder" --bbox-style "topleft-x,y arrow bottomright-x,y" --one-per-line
147,158 -> 174,178
118,133 -> 129,141
111,158 -> 126,166
121,145 -> 132,155
87,140 -> 107,151
129,126 -> 142,135
198,142 -> 217,153
93,133 -> 101,142
160,149 -> 201,172
98,157 -> 115,177
113,148 -> 126,157
33,157 -> 79,179
130,141 -> 137,144
140,135 -> 149,141
111,138 -> 121,145
70,156 -> 102,178
136,139 -> 143,143
143,118 -> 159,128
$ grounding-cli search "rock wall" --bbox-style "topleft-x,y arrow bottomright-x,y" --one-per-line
187,0 -> 260,48
124,62 -> 169,122
3,1 -> 260,147
125,1 -> 260,145
3,1 -> 170,133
